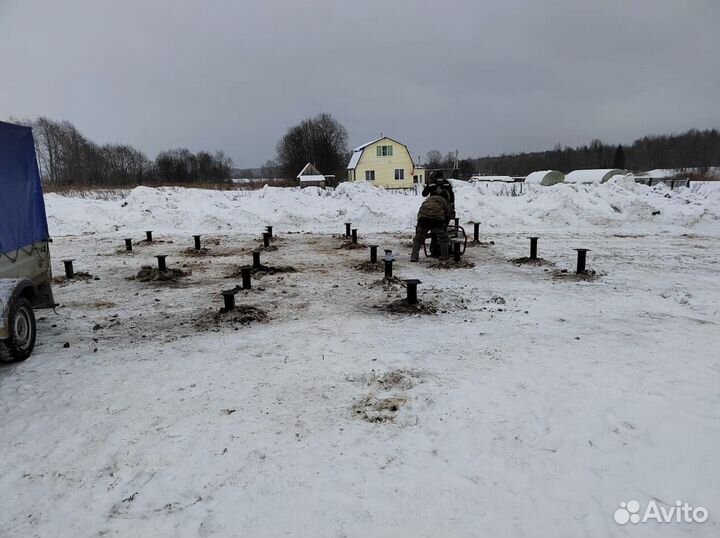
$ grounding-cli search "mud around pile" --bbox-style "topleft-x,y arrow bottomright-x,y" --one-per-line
355,261 -> 384,273
552,269 -> 601,281
466,240 -> 495,248
431,258 -> 476,269
226,264 -> 297,278
196,305 -> 269,330
52,272 -> 96,284
338,241 -> 366,250
512,256 -> 552,266
368,276 -> 405,290
379,298 -> 438,315
132,265 -> 190,282
182,247 -> 211,256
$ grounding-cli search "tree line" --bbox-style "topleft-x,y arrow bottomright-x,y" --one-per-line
13,115 -> 719,187
17,117 -> 233,187
451,129 -> 720,178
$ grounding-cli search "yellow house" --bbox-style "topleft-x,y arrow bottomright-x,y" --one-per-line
347,136 -> 419,189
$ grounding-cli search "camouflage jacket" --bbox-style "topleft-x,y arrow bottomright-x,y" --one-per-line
417,194 -> 451,222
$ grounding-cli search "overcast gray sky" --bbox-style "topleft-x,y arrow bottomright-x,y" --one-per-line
2,0 -> 719,167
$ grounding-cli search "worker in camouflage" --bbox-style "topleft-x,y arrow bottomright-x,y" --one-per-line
410,182 -> 452,262
423,172 -> 455,220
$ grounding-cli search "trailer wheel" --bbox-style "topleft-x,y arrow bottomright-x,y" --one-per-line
0,296 -> 36,362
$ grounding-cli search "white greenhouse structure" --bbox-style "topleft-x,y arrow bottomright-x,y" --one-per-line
564,169 -> 626,184
525,170 -> 565,186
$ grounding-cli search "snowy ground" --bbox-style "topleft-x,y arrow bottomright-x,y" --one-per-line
1,180 -> 719,537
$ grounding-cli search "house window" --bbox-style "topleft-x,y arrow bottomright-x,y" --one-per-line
365,170 -> 375,181
376,145 -> 393,157
394,169 -> 404,180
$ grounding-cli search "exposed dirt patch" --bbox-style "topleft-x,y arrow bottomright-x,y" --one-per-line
378,298 -> 438,315
368,276 -> 405,290
355,261 -> 384,273
487,295 -> 506,305
52,272 -> 97,284
338,241 -> 366,250
138,239 -> 173,245
347,369 -> 425,391
195,305 -> 269,330
130,266 -> 191,282
226,264 -> 298,278
183,247 -> 211,256
466,240 -> 495,248
552,269 -> 600,281
352,395 -> 407,423
253,264 -> 297,276
260,245 -> 279,252
431,259 -> 476,269
512,256 -> 553,266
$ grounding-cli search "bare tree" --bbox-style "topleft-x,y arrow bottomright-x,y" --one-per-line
425,150 -> 442,168
276,113 -> 348,179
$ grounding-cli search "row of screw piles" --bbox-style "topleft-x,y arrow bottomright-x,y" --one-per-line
526,237 -> 591,274
344,222 -> 359,244
367,246 -> 421,305
121,229 -> 275,311
123,231 -> 152,252
221,244 -> 262,311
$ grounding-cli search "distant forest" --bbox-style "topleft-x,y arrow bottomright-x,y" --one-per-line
11,117 -> 233,188
460,129 -> 720,177
9,116 -> 719,187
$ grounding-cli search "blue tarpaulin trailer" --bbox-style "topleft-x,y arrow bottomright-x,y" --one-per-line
0,120 -> 54,362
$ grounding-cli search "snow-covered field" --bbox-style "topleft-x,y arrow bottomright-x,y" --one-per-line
1,179 -> 719,537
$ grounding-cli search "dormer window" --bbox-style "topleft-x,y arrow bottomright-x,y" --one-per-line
376,145 -> 393,157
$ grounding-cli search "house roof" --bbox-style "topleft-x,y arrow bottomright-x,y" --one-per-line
298,175 -> 326,183
297,162 -> 323,179
469,175 -> 515,183
347,135 -> 413,170
347,151 -> 363,170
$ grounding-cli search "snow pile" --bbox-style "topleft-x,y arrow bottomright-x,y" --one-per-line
44,178 -> 720,237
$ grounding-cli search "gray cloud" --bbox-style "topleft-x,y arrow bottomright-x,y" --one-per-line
1,0 -> 718,166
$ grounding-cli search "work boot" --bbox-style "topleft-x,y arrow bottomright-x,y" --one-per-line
439,242 -> 450,260
410,240 -> 421,262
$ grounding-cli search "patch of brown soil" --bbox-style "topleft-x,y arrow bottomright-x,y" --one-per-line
511,256 -> 552,266
355,261 -> 384,273
465,240 -> 495,248
338,241 -> 366,250
431,259 -> 476,269
226,264 -> 297,278
52,272 -> 97,284
182,247 -> 211,256
348,369 -> 425,391
130,266 -> 191,282
368,276 -> 405,290
352,396 -> 407,423
552,269 -> 600,281
195,305 -> 269,330
379,298 -> 438,315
